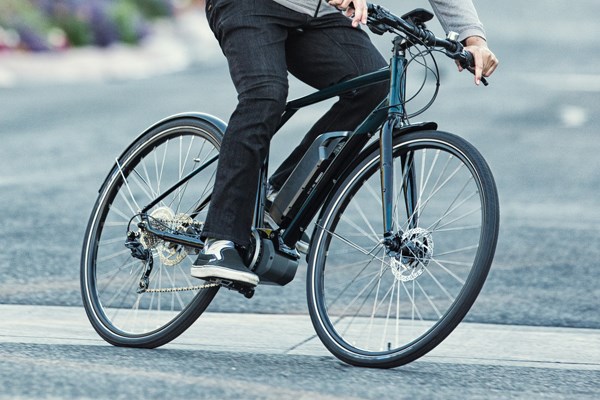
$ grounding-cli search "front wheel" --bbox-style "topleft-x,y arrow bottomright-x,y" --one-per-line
81,117 -> 222,348
307,130 -> 499,368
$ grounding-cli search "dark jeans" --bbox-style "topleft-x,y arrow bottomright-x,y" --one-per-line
202,0 -> 388,245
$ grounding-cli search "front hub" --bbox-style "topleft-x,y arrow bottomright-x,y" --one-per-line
389,227 -> 434,282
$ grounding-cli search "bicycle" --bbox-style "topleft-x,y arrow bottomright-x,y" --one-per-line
81,4 -> 499,368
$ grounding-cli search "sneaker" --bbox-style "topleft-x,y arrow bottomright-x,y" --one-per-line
191,240 -> 259,286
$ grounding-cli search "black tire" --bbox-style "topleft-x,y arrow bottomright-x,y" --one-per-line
81,117 -> 222,348
307,130 -> 499,368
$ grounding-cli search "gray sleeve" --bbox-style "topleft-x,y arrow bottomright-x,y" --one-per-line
428,0 -> 486,42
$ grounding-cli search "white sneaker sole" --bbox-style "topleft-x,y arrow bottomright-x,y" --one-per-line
191,265 -> 259,286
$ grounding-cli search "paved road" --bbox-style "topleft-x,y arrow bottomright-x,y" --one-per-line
0,305 -> 598,399
0,0 -> 599,398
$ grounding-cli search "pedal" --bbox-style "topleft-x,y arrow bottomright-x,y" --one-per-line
209,278 -> 255,299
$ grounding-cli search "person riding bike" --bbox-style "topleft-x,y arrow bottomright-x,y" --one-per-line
191,0 -> 499,287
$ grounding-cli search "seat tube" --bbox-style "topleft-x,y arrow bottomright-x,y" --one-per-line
380,38 -> 407,239
253,155 -> 269,229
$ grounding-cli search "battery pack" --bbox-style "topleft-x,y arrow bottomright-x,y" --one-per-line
270,131 -> 350,225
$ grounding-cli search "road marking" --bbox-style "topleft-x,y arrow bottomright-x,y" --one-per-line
527,73 -> 600,92
560,105 -> 588,128
0,70 -> 15,87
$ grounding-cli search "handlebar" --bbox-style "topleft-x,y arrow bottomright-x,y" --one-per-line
366,3 -> 488,86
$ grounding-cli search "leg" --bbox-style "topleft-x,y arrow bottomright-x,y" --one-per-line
269,13 -> 388,189
202,0 -> 304,246
194,0 -> 308,286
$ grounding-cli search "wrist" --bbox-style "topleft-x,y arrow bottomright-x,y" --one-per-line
463,36 -> 487,48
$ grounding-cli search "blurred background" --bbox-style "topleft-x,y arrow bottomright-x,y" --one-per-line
0,1 -> 599,330
0,0 -> 199,50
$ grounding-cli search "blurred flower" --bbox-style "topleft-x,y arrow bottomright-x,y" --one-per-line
0,27 -> 21,51
47,27 -> 68,50
0,0 -> 180,52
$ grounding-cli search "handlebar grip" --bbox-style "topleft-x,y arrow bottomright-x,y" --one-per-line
461,51 -> 489,86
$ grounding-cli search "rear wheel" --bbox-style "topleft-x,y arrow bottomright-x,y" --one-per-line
307,130 -> 499,368
81,117 -> 222,348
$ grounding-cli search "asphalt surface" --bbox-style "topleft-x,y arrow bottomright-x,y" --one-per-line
0,305 -> 598,399
0,0 -> 599,398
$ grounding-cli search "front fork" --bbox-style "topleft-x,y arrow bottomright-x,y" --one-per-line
380,38 -> 418,248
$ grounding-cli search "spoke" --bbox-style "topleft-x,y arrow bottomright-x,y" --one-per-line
103,220 -> 129,227
318,224 -> 391,268
380,278 -> 397,352
116,186 -> 139,218
433,224 -> 480,233
98,236 -> 126,247
417,149 -> 441,210
332,269 -> 382,339
427,178 -> 477,232
415,280 -> 442,319
183,168 -> 216,216
181,135 -> 195,177
156,139 -> 170,196
432,259 -> 473,267
168,150 -> 218,216
161,266 -> 187,310
430,258 -> 466,285
115,159 -> 142,213
130,167 -> 156,203
366,258 -> 387,347
321,256 -> 381,271
401,280 -> 423,322
395,278 -> 400,348
141,157 -> 159,199
97,248 -> 131,263
176,263 -> 198,291
106,205 -> 139,229
326,265 -> 380,313
343,205 -> 380,246
187,169 -> 217,214
434,244 -> 479,257
104,267 -> 140,309
97,258 -> 140,279
434,207 -> 481,231
97,259 -> 141,295
359,273 -> 398,351
423,266 -> 455,302
147,270 -> 158,329
402,160 -> 463,232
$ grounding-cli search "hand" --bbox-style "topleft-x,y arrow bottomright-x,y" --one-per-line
460,36 -> 499,85
328,0 -> 369,28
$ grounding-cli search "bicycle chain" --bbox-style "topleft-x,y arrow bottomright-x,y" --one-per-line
143,282 -> 219,293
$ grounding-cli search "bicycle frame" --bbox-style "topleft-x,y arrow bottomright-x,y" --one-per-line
136,35 -> 423,251
274,35 -> 412,247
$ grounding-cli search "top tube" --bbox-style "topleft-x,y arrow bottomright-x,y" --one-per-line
285,67 -> 390,111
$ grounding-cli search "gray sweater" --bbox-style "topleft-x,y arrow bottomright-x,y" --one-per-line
271,0 -> 486,41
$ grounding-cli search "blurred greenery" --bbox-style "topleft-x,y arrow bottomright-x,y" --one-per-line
0,0 -> 182,51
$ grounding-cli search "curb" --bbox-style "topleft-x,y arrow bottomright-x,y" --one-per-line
1,304 -> 599,370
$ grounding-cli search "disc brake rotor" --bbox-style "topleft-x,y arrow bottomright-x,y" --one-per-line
390,227 -> 434,282
139,206 -> 194,266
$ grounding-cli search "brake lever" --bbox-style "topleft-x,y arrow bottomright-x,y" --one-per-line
460,50 -> 489,86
